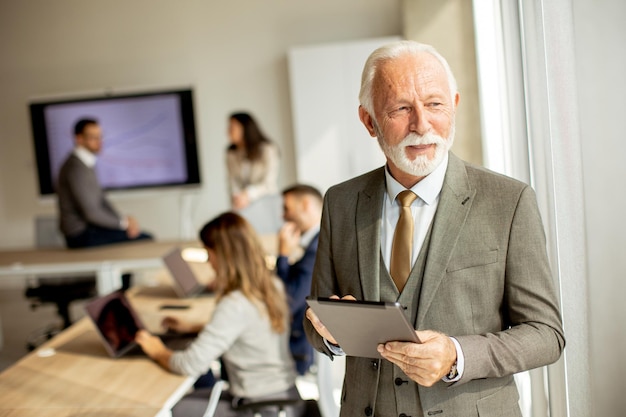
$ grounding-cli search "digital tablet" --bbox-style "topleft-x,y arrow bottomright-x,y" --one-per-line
306,297 -> 420,358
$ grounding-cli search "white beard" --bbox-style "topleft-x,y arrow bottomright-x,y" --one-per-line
376,124 -> 455,177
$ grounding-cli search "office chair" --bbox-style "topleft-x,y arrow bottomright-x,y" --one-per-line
24,216 -> 98,350
202,380 -> 321,417
25,275 -> 97,329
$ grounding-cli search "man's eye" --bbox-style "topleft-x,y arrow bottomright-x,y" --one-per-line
389,107 -> 411,117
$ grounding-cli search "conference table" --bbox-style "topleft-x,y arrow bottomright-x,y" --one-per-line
0,236 -> 278,296
0,240 -> 206,296
0,284 -> 216,417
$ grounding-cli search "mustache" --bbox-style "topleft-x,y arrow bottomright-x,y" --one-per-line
401,132 -> 446,147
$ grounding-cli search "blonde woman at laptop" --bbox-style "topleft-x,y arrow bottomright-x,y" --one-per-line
136,212 -> 301,417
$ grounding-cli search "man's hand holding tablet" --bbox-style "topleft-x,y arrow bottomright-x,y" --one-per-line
305,295 -> 421,359
305,294 -> 355,345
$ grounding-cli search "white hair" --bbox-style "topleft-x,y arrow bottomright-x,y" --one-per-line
358,40 -> 458,116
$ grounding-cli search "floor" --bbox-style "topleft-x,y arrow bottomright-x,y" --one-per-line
0,276 -> 91,371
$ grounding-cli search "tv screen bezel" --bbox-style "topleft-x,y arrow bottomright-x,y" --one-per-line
29,88 -> 202,196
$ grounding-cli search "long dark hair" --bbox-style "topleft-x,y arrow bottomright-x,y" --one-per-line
199,212 -> 287,333
228,112 -> 271,161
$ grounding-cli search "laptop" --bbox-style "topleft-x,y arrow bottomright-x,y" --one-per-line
85,290 -> 193,358
162,247 -> 213,298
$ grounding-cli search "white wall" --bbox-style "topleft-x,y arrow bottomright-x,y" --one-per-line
288,37 -> 397,194
403,0 -> 483,167
0,0 -> 402,248
572,0 -> 626,415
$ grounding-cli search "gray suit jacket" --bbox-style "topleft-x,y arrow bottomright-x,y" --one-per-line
304,153 -> 565,417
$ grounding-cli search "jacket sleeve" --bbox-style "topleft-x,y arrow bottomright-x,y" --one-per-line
455,185 -> 566,383
226,149 -> 243,197
276,242 -> 317,315
303,194 -> 341,358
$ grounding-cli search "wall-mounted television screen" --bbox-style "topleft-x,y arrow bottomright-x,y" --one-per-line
29,88 -> 201,196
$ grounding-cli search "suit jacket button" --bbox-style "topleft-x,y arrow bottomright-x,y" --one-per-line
395,377 -> 408,386
364,406 -> 373,416
371,360 -> 378,369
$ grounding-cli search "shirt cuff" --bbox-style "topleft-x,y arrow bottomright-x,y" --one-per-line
119,217 -> 128,230
442,336 -> 464,382
323,338 -> 345,356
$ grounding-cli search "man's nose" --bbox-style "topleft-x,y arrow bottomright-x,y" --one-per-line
408,105 -> 431,135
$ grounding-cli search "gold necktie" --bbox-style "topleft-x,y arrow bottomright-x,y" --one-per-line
390,190 -> 417,292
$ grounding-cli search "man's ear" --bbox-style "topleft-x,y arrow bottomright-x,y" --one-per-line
300,195 -> 311,213
359,106 -> 377,138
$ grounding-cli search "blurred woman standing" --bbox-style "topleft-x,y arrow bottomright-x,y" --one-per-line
226,112 -> 280,210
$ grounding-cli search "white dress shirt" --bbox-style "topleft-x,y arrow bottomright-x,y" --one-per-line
73,146 -> 97,168
380,153 -> 448,270
300,225 -> 320,250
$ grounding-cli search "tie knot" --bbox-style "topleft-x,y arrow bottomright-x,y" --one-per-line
397,190 -> 417,207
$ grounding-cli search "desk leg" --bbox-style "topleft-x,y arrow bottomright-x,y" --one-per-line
96,263 -> 123,295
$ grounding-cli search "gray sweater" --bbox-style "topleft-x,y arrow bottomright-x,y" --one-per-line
169,281 -> 297,398
57,154 -> 122,237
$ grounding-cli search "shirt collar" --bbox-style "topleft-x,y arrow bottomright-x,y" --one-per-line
300,225 -> 320,249
384,152 -> 449,205
73,146 -> 97,168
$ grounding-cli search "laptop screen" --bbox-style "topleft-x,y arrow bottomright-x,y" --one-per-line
162,247 -> 203,297
85,290 -> 145,357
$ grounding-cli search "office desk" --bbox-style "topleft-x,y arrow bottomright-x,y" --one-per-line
0,235 -> 277,295
0,240 -> 201,295
0,285 -> 215,417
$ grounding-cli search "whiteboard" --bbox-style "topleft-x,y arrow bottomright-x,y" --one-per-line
287,37 -> 400,194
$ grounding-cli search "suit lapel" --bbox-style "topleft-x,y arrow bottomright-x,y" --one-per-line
416,153 -> 475,326
356,168 -> 386,302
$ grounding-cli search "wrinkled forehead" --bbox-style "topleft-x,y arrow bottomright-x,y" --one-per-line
371,54 -> 450,112
374,52 -> 449,90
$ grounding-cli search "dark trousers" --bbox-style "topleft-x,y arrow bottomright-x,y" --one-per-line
65,225 -> 153,249
290,328 -> 314,375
